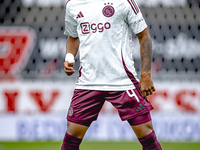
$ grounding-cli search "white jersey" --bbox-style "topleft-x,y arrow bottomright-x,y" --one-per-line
64,0 -> 147,91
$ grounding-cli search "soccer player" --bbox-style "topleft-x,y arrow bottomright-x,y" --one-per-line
62,0 -> 162,149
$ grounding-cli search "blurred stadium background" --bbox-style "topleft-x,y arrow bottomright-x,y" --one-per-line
0,0 -> 200,149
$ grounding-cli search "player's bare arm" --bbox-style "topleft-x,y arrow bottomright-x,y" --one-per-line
136,28 -> 155,98
63,36 -> 80,76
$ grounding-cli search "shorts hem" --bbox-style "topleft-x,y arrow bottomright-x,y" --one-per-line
67,117 -> 94,127
127,112 -> 152,126
130,118 -> 151,126
120,107 -> 153,121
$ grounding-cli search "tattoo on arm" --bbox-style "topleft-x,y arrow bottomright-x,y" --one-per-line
140,37 -> 152,72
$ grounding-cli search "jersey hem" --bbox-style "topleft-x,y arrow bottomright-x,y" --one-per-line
75,85 -> 136,91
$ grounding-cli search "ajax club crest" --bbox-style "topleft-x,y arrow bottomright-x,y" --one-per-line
68,105 -> 74,117
102,3 -> 115,17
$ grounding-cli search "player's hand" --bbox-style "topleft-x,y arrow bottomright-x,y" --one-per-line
139,72 -> 155,99
63,61 -> 75,76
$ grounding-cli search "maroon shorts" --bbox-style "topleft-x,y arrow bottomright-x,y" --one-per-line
67,86 -> 153,126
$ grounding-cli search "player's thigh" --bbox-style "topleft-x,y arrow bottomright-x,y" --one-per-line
131,120 -> 153,138
67,121 -> 89,139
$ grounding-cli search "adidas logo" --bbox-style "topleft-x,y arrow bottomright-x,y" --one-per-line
136,103 -> 146,112
76,11 -> 84,18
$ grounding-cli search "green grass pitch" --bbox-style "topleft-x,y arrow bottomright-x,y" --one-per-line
0,141 -> 200,150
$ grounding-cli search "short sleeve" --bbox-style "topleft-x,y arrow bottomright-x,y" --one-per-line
64,4 -> 78,38
126,0 -> 147,34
